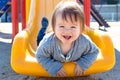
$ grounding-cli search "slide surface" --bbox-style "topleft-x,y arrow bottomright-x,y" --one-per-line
11,0 -> 115,77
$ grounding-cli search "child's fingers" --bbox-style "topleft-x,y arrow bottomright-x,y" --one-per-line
75,65 -> 84,76
75,69 -> 80,76
61,68 -> 66,76
57,68 -> 66,77
75,69 -> 83,76
57,72 -> 66,77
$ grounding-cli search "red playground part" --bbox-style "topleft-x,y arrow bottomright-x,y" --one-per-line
84,0 -> 90,27
11,0 -> 18,39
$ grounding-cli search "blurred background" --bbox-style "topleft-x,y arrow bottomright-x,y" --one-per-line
0,0 -> 120,22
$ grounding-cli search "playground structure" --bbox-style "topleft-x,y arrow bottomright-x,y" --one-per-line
79,0 -> 110,28
10,0 -> 115,77
0,0 -> 11,18
10,0 -> 111,40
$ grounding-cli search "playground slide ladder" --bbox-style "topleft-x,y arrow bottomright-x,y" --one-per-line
0,0 -> 11,17
79,0 -> 110,28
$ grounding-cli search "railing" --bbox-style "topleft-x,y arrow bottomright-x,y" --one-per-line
91,13 -> 120,22
91,5 -> 120,22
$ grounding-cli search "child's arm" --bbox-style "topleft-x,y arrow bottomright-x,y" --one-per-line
76,39 -> 99,71
36,45 -> 63,76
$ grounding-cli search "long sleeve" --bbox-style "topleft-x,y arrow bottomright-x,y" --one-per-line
76,37 -> 99,70
36,45 -> 63,76
36,33 -> 63,76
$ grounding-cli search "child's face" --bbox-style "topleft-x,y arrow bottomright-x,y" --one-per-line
54,14 -> 81,44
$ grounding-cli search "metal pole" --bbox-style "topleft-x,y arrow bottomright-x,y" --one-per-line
12,0 -> 19,39
21,0 -> 26,30
84,0 -> 90,27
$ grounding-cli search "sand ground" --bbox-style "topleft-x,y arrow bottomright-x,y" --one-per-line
0,23 -> 120,80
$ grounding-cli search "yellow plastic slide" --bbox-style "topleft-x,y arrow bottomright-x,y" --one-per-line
11,0 -> 115,77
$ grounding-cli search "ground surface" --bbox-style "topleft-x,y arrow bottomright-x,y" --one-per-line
0,23 -> 120,80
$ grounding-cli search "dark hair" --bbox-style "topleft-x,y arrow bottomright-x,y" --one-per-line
51,0 -> 85,32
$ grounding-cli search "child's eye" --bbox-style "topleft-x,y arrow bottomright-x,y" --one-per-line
59,26 -> 64,28
71,26 -> 76,28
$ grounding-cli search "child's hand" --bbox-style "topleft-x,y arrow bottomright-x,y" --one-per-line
74,62 -> 84,76
56,67 -> 66,77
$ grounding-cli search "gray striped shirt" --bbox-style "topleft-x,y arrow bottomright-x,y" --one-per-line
36,32 -> 99,76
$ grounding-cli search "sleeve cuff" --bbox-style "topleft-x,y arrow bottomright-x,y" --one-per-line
47,62 -> 63,76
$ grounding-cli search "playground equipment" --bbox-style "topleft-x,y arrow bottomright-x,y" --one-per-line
11,0 -> 27,39
11,0 -> 115,77
79,0 -> 110,28
0,0 -> 11,17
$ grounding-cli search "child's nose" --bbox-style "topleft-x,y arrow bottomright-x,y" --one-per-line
64,28 -> 72,31
64,28 -> 72,33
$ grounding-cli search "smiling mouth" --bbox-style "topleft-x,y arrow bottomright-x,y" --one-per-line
63,35 -> 72,40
